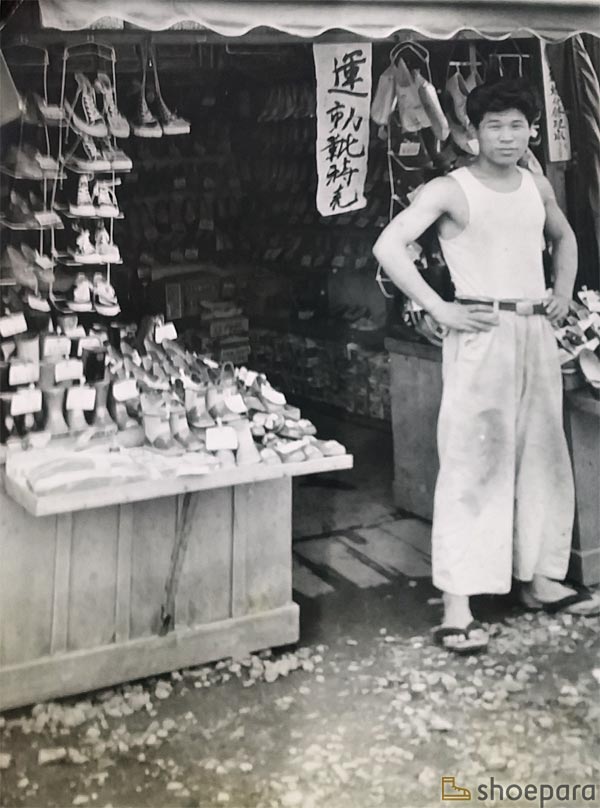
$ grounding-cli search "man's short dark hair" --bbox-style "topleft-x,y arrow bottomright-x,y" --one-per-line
466,79 -> 541,128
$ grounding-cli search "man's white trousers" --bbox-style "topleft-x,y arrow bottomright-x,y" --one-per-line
432,312 -> 575,595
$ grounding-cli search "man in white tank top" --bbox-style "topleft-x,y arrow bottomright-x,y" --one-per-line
374,79 -> 600,654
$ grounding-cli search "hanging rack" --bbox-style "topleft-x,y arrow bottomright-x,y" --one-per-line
389,41 -> 432,83
59,42 -> 120,285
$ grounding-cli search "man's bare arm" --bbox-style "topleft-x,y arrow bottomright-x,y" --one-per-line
535,174 -> 578,323
373,178 -> 499,333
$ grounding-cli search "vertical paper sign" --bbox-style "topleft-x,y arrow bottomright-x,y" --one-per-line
314,43 -> 372,217
541,43 -> 571,163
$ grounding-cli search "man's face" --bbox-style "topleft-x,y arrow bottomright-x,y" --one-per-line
475,108 -> 535,165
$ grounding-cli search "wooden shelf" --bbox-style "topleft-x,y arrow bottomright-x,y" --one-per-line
5,452 -> 353,517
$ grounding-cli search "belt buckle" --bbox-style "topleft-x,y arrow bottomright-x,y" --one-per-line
515,300 -> 534,316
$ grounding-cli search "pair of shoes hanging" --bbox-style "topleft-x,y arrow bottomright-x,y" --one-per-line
53,271 -> 120,316
68,222 -> 120,264
65,71 -> 130,139
131,46 -> 190,138
69,174 -> 120,218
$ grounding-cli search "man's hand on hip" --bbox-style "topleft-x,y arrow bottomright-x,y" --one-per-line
544,294 -> 570,325
431,301 -> 499,333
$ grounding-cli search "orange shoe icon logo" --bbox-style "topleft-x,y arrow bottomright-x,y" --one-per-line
441,776 -> 472,801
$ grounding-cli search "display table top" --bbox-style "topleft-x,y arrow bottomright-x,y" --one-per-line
4,453 -> 354,517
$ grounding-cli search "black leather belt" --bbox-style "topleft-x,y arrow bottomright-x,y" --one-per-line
456,298 -> 547,316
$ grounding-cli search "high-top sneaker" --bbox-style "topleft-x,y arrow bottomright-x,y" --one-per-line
94,73 -> 130,139
131,68 -> 162,138
69,227 -> 100,265
94,223 -> 121,263
92,180 -> 120,218
148,49 -> 190,136
64,72 -> 108,138
64,133 -> 111,172
98,137 -> 133,172
70,174 -> 96,217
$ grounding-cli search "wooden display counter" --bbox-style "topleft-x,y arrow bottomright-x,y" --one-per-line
0,454 -> 353,711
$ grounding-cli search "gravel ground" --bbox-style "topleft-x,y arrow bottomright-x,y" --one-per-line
1,584 -> 599,808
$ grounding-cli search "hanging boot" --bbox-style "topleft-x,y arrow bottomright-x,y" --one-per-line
94,72 -> 130,138
148,46 -> 190,136
131,52 -> 162,138
64,72 -> 108,138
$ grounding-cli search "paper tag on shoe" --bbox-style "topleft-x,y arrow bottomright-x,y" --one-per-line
9,361 -> 40,386
0,313 -> 27,338
112,378 -> 138,402
42,335 -> 72,358
11,387 -> 42,416
206,424 -> 238,451
154,322 -> 177,344
261,384 -> 286,406
55,358 -> 84,383
243,370 -> 258,388
399,141 -> 421,157
33,210 -> 62,227
223,390 -> 247,414
77,336 -> 103,357
66,385 -> 96,411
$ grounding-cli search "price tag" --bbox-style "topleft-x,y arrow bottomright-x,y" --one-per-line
223,390 -> 247,414
301,255 -> 313,267
244,370 -> 258,388
399,141 -> 421,157
9,361 -> 40,386
55,359 -> 84,383
33,210 -> 61,227
77,336 -> 103,357
42,335 -> 71,358
154,322 -> 177,344
112,378 -> 138,402
0,313 -> 27,338
356,216 -> 370,228
10,387 -> 42,416
332,255 -> 346,269
173,177 -> 187,190
66,385 -> 96,411
206,424 -> 238,451
64,325 -> 87,338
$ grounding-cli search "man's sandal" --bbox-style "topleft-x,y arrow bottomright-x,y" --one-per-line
520,586 -> 600,616
433,620 -> 489,655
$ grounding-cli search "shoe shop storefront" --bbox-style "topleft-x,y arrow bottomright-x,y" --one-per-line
0,0 -> 598,710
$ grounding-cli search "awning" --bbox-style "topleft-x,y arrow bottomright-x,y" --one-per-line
38,0 -> 600,43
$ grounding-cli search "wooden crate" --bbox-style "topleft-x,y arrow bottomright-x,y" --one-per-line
0,455 -> 352,710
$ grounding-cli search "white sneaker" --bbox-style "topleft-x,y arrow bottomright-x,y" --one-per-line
69,174 -> 96,217
93,272 -> 120,316
93,181 -> 120,218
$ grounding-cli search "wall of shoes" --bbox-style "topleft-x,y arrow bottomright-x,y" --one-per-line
0,41 -> 351,471
0,36 -> 546,463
